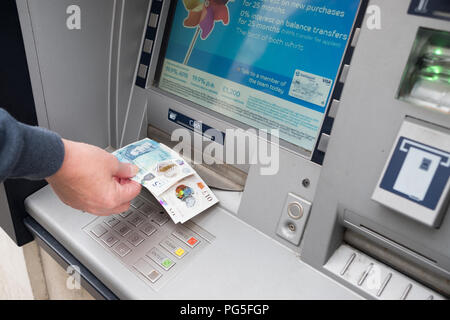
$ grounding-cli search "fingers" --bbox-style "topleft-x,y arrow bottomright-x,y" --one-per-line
116,179 -> 142,206
98,181 -> 141,215
108,202 -> 132,215
114,160 -> 140,179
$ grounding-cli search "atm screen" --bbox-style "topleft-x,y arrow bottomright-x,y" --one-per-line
158,0 -> 361,153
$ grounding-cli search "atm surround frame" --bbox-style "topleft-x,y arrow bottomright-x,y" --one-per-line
134,0 -> 370,165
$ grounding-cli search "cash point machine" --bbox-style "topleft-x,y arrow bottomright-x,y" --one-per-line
1,0 -> 449,299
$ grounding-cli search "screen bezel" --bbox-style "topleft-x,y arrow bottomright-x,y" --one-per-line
149,0 -> 365,160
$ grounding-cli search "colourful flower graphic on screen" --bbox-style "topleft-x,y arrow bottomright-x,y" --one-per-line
183,0 -> 230,39
182,0 -> 232,64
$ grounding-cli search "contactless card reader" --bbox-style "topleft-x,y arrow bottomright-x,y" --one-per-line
372,118 -> 450,228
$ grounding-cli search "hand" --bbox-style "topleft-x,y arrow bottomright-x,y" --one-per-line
46,139 -> 142,215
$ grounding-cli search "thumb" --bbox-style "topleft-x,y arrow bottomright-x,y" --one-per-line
116,180 -> 142,205
115,161 -> 140,179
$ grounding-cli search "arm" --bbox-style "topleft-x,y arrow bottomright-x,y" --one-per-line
0,108 -> 141,215
0,108 -> 64,181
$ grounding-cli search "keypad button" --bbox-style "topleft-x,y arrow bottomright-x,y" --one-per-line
101,232 -> 118,247
104,216 -> 120,228
127,232 -> 145,247
133,259 -> 162,283
172,226 -> 200,248
119,208 -> 133,218
140,222 -> 157,237
114,222 -> 132,237
160,237 -> 188,259
151,211 -> 169,226
91,224 -> 107,237
147,247 -> 175,271
128,212 -> 145,227
114,242 -> 131,257
131,197 -> 145,209
138,203 -> 158,217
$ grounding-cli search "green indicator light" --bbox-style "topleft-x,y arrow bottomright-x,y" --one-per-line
426,66 -> 442,74
434,48 -> 443,55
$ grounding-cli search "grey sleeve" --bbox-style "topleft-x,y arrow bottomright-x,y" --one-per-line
0,108 -> 65,182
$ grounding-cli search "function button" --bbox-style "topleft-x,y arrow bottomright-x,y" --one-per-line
160,237 -> 188,259
172,226 -> 200,248
142,39 -> 154,54
114,242 -> 132,257
148,13 -> 159,28
151,211 -> 169,226
104,216 -> 120,228
91,224 -> 107,237
127,232 -> 145,247
147,247 -> 175,271
140,222 -> 157,237
133,259 -> 162,283
175,248 -> 185,257
114,222 -> 132,237
101,232 -> 119,247
137,64 -> 148,79
119,208 -> 133,218
131,197 -> 145,209
128,212 -> 145,227
138,203 -> 158,217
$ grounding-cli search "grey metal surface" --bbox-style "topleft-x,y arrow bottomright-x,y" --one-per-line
301,0 -> 450,295
16,0 -> 149,148
110,0 -> 150,148
344,229 -> 450,296
25,185 -> 360,299
324,244 -> 444,300
237,148 -> 321,252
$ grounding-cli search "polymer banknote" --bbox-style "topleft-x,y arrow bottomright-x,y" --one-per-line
113,138 -> 218,222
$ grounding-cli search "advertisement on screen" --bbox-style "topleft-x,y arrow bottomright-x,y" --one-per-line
159,0 -> 361,152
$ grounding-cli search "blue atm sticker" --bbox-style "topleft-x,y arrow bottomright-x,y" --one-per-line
168,109 -> 225,145
380,137 -> 450,210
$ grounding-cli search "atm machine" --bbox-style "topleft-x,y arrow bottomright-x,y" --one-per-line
1,0 -> 449,299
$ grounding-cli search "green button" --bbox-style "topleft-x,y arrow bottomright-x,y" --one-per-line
162,258 -> 174,268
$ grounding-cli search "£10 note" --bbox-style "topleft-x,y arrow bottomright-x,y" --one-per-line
113,138 -> 218,223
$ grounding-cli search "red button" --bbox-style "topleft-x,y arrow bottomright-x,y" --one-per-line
187,237 -> 198,246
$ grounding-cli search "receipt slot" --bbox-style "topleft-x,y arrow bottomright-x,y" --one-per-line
373,118 -> 450,228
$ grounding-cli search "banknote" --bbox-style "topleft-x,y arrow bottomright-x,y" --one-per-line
113,138 -> 218,223
158,174 -> 218,224
113,139 -> 194,196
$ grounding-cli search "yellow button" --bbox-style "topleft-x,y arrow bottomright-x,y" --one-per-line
175,248 -> 185,256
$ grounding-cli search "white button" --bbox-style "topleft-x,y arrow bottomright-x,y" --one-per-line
287,202 -> 303,220
148,13 -> 159,28
138,64 -> 148,78
143,39 -> 154,54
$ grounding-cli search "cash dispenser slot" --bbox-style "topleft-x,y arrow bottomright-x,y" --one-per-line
146,124 -> 247,192
338,213 -> 450,297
